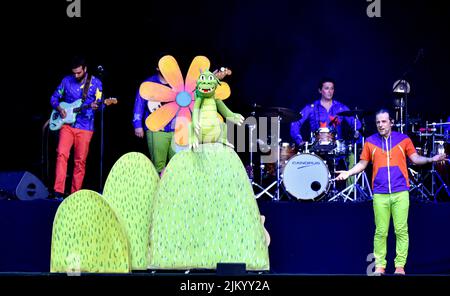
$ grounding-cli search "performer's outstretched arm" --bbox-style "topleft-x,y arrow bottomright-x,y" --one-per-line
335,160 -> 369,181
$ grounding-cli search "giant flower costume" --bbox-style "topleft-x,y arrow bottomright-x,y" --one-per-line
139,55 -> 231,146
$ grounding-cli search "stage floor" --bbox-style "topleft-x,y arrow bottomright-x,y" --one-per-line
1,198 -> 450,275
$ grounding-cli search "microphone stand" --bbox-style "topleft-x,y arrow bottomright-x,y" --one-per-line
392,48 -> 423,134
97,69 -> 105,193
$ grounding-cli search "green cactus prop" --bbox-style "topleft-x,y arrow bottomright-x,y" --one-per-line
50,190 -> 130,273
148,143 -> 270,271
103,152 -> 159,270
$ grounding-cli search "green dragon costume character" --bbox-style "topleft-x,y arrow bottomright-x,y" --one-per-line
190,70 -> 244,149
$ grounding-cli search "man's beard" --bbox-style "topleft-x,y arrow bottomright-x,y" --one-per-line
76,74 -> 86,82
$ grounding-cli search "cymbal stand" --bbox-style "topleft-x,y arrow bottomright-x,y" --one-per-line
329,114 -> 372,202
327,154 -> 340,197
255,116 -> 282,201
408,167 -> 431,201
421,123 -> 450,202
249,123 -> 274,199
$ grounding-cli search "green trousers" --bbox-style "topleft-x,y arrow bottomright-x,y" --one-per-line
373,191 -> 410,268
146,130 -> 176,173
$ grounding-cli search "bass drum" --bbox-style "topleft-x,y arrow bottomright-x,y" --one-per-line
282,153 -> 331,201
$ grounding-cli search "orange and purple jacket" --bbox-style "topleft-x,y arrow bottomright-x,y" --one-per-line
360,131 -> 416,194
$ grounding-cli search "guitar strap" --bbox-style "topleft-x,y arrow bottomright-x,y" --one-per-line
81,73 -> 93,103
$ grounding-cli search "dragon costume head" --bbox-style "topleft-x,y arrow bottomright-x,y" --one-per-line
195,70 -> 220,99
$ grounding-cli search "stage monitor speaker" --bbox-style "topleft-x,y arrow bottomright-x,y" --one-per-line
216,263 -> 246,275
0,171 -> 48,201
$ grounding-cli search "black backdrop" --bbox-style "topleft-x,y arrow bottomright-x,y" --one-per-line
1,0 -> 449,191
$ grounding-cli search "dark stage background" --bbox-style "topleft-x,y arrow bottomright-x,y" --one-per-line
1,0 -> 449,192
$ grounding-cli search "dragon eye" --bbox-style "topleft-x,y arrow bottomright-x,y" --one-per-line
199,75 -> 206,81
208,75 -> 215,81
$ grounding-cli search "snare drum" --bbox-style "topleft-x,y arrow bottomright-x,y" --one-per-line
312,127 -> 336,153
282,153 -> 331,201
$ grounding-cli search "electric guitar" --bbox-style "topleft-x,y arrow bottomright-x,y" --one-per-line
49,98 -> 118,131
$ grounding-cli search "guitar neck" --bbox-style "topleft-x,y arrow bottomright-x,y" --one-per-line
72,98 -> 102,113
71,97 -> 116,113
73,104 -> 91,113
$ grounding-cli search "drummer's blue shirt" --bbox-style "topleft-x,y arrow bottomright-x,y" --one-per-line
290,99 -> 362,145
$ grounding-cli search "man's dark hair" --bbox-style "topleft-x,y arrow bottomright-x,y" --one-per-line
318,77 -> 336,90
375,108 -> 394,121
71,56 -> 87,69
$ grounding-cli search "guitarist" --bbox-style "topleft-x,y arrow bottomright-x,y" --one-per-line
50,56 -> 102,199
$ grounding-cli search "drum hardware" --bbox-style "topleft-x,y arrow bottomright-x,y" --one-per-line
253,116 -> 282,200
247,123 -> 271,198
329,110 -> 372,202
421,123 -> 450,201
249,106 -> 301,201
327,156 -> 341,197
408,167 -> 432,201
328,170 -> 372,202
433,121 -> 450,135
393,77 -> 411,134
260,115 -> 282,200
304,141 -> 310,153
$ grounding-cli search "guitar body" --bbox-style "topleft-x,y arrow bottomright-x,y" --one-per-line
49,99 -> 83,131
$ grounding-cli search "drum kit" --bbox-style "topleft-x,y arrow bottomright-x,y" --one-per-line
246,105 -> 374,202
245,102 -> 450,202
409,121 -> 450,201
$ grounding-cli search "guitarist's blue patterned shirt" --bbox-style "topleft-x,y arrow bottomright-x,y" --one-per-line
50,74 -> 103,131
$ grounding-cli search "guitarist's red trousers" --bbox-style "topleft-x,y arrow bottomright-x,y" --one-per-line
54,125 -> 93,194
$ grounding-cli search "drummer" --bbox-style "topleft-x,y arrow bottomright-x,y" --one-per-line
290,77 -> 362,146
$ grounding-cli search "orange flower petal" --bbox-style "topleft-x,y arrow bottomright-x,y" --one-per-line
158,55 -> 184,92
217,113 -> 224,123
139,82 -> 177,102
185,56 -> 210,93
215,82 -> 231,100
174,107 -> 192,146
145,102 -> 179,131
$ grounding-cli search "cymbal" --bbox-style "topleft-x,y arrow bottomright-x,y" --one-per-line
414,132 -> 447,138
427,122 -> 450,126
337,109 -> 373,117
250,106 -> 301,122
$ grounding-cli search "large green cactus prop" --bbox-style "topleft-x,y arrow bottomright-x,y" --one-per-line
103,152 -> 159,270
50,190 -> 130,273
149,143 -> 270,270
